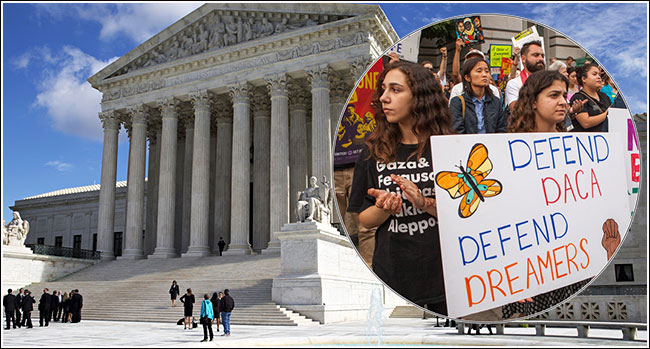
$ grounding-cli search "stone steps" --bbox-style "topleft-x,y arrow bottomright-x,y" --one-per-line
21,254 -> 318,326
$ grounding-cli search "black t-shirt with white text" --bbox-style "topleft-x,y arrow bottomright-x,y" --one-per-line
348,143 -> 446,313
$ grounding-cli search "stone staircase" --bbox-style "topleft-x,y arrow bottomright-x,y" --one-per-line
22,253 -> 319,326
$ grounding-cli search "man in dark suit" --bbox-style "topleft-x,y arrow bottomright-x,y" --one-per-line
38,288 -> 52,327
3,289 -> 19,329
21,290 -> 35,328
71,289 -> 83,323
50,290 -> 60,322
15,288 -> 24,328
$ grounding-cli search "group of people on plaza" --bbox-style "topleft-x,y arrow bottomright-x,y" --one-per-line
349,37 -> 619,322
4,287 -> 83,330
170,281 -> 235,341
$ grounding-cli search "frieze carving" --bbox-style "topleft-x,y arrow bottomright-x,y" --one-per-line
99,26 -> 368,103
306,65 -> 330,89
109,11 -> 338,78
158,98 -> 179,119
229,83 -> 251,105
251,87 -> 271,116
190,90 -> 211,112
265,74 -> 289,97
99,110 -> 120,130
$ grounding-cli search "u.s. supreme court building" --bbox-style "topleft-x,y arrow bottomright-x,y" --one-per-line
14,3 -> 397,259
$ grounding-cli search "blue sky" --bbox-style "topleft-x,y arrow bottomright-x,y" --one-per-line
2,2 -> 648,221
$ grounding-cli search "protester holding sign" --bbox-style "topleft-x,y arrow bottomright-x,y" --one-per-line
450,39 -> 500,105
500,70 -> 621,319
450,58 -> 507,134
348,61 -> 453,314
570,63 -> 610,132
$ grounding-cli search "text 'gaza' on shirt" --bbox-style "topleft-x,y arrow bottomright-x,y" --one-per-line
509,134 -> 610,172
375,157 -> 435,188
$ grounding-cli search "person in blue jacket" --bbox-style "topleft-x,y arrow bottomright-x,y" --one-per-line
200,293 -> 214,342
450,57 -> 507,134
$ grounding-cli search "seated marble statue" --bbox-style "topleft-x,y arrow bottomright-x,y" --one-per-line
296,176 -> 331,223
3,211 -> 29,246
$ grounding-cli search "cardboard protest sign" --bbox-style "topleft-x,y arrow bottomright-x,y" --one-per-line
386,30 -> 421,63
430,133 -> 631,318
511,27 -> 545,71
608,108 -> 641,216
490,44 -> 512,68
333,59 -> 382,166
454,16 -> 485,45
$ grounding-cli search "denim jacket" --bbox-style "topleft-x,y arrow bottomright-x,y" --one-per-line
450,91 -> 507,134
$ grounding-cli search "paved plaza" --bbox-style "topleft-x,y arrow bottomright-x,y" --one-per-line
1,318 -> 647,347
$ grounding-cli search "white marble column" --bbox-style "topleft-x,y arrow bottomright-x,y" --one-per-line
184,90 -> 212,257
121,105 -> 148,259
213,99 -> 233,252
174,133 -> 185,254
97,110 -> 120,260
252,88 -> 271,251
264,74 -> 290,253
307,65 -> 332,185
329,74 -> 350,225
181,113 -> 194,253
288,85 -> 310,222
145,124 -> 161,256
225,83 -> 252,255
151,98 -> 179,258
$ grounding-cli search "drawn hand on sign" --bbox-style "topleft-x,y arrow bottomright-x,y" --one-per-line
601,218 -> 621,261
368,188 -> 402,215
390,174 -> 437,217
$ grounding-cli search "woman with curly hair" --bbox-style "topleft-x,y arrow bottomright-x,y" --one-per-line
508,70 -> 570,133
347,60 -> 453,315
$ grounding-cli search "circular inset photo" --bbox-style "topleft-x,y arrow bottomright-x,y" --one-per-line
332,14 -> 642,322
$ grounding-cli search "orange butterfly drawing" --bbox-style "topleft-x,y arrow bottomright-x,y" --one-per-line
435,143 -> 502,218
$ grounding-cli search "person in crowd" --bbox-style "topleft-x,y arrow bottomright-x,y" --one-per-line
169,280 -> 180,307
505,40 -> 546,111
566,56 -> 575,68
548,60 -> 585,131
54,289 -> 63,321
217,237 -> 226,256
38,288 -> 51,327
569,63 -> 610,132
600,73 -> 618,104
15,288 -> 24,328
449,57 -> 507,134
210,291 -> 222,332
71,289 -> 83,323
508,70 -> 570,132
180,288 -> 195,330
449,39 -> 500,103
50,290 -> 59,322
61,291 -> 71,323
21,290 -> 35,328
200,293 -> 214,342
566,66 -> 580,101
348,61 -> 453,315
4,289 -> 19,330
503,70 -> 620,319
219,289 -> 235,336
421,46 -> 448,88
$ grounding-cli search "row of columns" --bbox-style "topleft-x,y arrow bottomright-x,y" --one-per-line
96,64 -> 361,260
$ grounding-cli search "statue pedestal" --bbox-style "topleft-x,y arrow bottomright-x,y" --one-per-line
1,245 -> 97,291
271,221 -> 406,324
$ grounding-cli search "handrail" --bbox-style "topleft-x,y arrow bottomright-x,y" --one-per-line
25,244 -> 101,260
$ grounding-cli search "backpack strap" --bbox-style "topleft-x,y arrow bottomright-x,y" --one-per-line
459,95 -> 466,121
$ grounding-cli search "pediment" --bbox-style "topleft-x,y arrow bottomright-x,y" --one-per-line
89,3 -> 383,86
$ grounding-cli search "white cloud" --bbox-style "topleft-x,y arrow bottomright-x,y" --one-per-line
74,3 -> 201,43
45,160 -> 72,172
33,46 -> 119,141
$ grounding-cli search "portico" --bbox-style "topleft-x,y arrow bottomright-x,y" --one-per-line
88,3 -> 397,259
